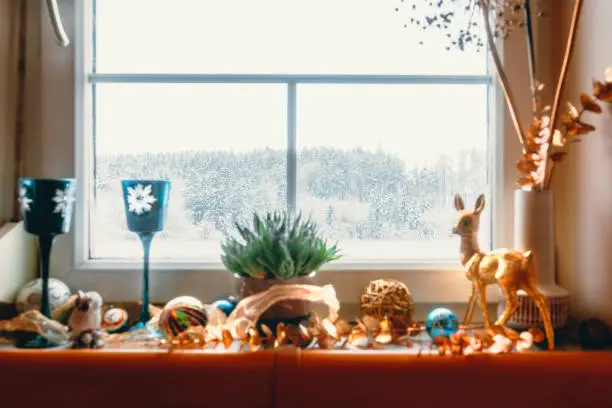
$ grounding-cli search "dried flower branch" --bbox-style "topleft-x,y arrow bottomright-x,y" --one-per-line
479,0 -> 526,149
397,1 -> 612,191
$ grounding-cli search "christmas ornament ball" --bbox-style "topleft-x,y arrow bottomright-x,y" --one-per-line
426,307 -> 459,339
15,278 -> 71,314
212,296 -> 239,317
158,305 -> 208,339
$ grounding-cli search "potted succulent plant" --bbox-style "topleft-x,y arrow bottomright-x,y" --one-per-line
221,211 -> 340,325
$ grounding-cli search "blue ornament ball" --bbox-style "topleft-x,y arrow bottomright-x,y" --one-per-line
212,297 -> 239,317
426,307 -> 459,339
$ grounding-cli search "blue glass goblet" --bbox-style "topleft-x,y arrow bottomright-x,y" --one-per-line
16,178 -> 77,348
121,180 -> 170,328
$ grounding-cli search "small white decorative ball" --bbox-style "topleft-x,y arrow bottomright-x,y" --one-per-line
15,278 -> 71,314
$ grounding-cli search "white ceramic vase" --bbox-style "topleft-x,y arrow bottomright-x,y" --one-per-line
497,189 -> 570,328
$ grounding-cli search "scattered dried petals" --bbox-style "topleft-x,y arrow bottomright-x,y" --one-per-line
322,319 -> 338,339
335,319 -> 352,337
516,331 -> 534,352
348,328 -> 369,347
374,331 -> 393,345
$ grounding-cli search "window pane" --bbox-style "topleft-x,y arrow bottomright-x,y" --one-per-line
95,0 -> 487,75
91,84 -> 287,259
296,84 -> 490,262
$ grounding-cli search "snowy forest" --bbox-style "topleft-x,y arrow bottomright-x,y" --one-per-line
92,147 -> 488,257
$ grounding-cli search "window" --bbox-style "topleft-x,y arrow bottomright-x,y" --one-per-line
86,0 -> 493,265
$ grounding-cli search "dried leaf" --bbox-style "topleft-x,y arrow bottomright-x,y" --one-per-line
594,80 -> 607,98
348,327 -> 369,347
261,324 -> 275,345
322,319 -> 338,339
361,316 -> 380,333
517,176 -> 535,188
222,329 -> 234,349
528,327 -> 546,343
516,331 -> 534,352
550,152 -> 567,162
580,93 -> 602,113
552,129 -> 566,147
580,122 -> 596,132
567,122 -> 595,136
334,320 -> 352,337
594,79 -> 612,102
374,331 -> 393,345
516,158 -> 538,174
567,102 -> 580,120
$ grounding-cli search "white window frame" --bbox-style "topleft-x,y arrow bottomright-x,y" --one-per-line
30,0 -> 524,305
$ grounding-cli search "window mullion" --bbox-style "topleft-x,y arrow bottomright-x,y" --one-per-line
287,82 -> 298,214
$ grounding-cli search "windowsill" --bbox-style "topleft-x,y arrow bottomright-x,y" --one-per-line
0,348 -> 610,408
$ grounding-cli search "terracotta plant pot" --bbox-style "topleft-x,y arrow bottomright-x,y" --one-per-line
235,275 -> 317,322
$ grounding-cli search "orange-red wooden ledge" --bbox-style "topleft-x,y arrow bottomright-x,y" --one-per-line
1,349 -> 611,407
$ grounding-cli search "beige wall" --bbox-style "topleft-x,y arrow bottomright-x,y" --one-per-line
553,0 -> 612,324
0,0 -> 19,223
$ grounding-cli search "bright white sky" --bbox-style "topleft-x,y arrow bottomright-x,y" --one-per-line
93,0 -> 489,165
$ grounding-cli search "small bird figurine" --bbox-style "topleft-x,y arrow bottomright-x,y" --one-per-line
68,290 -> 105,349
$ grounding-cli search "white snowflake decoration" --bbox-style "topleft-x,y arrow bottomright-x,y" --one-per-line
18,188 -> 33,213
127,184 -> 157,215
52,184 -> 76,218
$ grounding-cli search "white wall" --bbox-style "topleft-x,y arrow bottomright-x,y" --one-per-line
554,0 -> 612,325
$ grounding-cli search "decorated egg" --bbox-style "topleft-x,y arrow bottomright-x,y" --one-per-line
102,307 -> 129,333
165,295 -> 204,310
212,296 -> 239,317
426,307 -> 459,339
15,278 -> 71,314
158,305 -> 208,339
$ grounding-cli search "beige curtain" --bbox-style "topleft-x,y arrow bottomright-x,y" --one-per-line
0,0 -> 22,224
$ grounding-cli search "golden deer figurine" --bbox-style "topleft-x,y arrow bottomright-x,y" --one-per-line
453,193 -> 554,350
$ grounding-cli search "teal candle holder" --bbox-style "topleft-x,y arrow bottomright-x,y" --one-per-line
121,180 -> 171,329
16,178 -> 77,348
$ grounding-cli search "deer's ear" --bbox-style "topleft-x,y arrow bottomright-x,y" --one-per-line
454,194 -> 465,211
474,194 -> 486,214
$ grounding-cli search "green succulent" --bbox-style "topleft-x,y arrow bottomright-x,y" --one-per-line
221,211 -> 341,279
